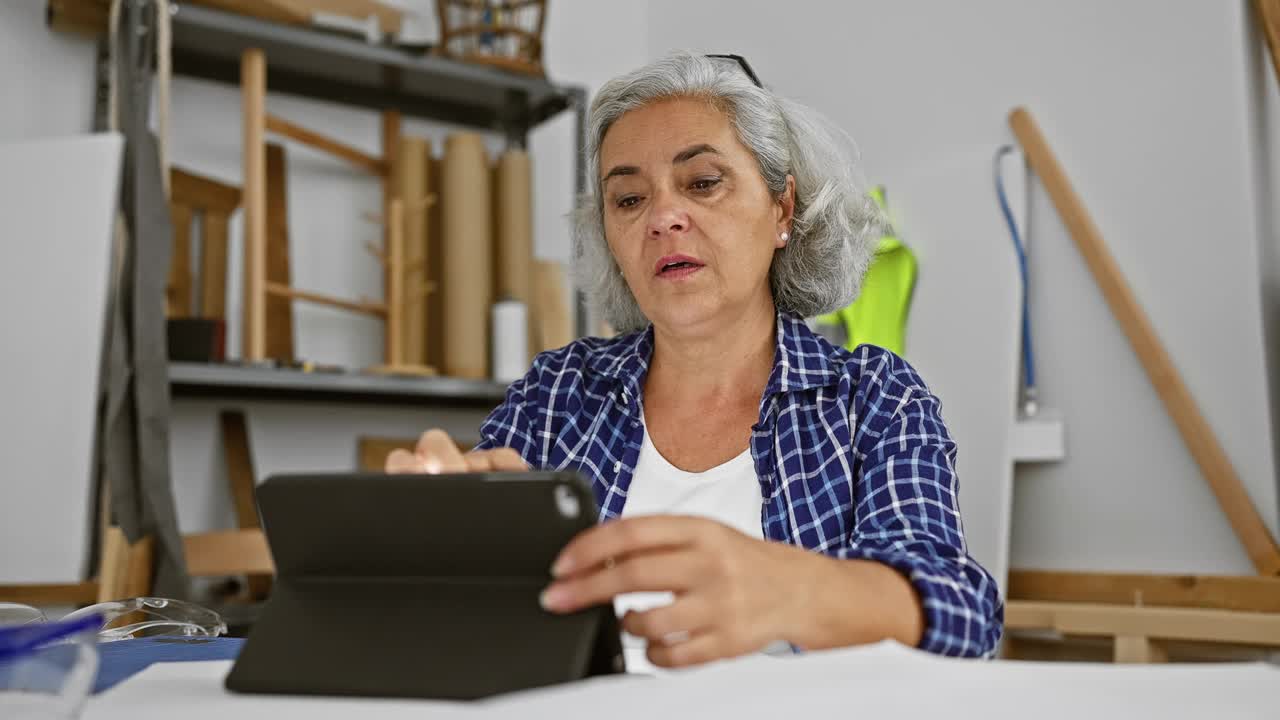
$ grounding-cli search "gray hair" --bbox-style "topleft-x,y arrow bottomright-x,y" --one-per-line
572,52 -> 885,333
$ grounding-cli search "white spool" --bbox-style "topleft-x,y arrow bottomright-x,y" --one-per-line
492,300 -> 529,383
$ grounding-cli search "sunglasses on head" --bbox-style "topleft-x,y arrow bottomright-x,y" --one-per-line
705,53 -> 763,88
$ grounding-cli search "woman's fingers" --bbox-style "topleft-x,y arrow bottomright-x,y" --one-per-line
394,431 -> 529,476
620,595 -> 713,644
483,447 -> 529,471
414,429 -> 468,473
541,549 -> 704,613
645,630 -> 725,669
551,516 -> 706,579
385,448 -> 427,473
465,452 -> 495,472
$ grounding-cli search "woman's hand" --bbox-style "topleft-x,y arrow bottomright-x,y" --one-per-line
539,515 -> 818,668
385,429 -> 528,474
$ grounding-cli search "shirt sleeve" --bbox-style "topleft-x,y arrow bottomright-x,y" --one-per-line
472,357 -> 543,466
836,376 -> 1004,658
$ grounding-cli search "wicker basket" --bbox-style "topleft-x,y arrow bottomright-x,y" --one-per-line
435,0 -> 546,76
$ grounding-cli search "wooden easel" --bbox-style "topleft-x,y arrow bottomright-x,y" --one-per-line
1004,106 -> 1280,661
240,48 -> 436,374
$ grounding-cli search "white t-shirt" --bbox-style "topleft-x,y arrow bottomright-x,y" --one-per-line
613,423 -> 764,673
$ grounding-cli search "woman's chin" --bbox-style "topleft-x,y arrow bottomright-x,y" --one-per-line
642,298 -> 727,333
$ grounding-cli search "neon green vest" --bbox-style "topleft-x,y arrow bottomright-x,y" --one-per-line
814,187 -> 917,356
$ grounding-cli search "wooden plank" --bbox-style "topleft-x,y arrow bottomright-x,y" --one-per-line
358,436 -> 416,472
96,526 -> 128,602
220,411 -> 272,598
265,143 -> 295,362
200,212 -> 230,319
299,0 -> 404,35
265,113 -> 387,176
185,0 -> 311,26
396,137 -> 429,365
426,154 -> 445,369
1008,569 -> 1280,614
1114,635 -> 1167,664
121,534 -> 154,598
171,168 -> 241,214
167,204 -> 193,316
1005,600 -> 1280,646
0,582 -> 99,605
183,529 -> 275,577
46,0 -> 110,38
266,282 -> 387,316
242,48 -> 268,361
219,411 -> 260,531
1009,107 -> 1280,577
93,529 -> 154,603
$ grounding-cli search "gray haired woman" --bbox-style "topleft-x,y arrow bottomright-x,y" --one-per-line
390,52 -> 1003,668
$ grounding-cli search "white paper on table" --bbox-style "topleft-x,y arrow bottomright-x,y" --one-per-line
86,642 -> 1278,720
84,661 -> 478,720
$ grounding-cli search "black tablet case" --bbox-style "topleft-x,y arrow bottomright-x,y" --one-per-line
224,472 -> 624,700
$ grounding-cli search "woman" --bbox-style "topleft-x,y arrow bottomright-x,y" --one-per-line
388,52 -> 1002,668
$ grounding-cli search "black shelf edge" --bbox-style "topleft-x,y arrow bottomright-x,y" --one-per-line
169,362 -> 509,407
169,4 -> 577,133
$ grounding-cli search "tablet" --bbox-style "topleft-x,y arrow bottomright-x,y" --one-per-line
225,471 -> 625,700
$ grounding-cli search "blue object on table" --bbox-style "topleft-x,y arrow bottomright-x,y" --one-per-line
93,637 -> 244,694
1,613 -> 103,717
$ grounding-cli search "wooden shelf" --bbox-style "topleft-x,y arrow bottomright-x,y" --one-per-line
169,4 -> 579,134
169,362 -> 508,407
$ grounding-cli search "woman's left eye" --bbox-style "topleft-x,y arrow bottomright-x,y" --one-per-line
690,177 -> 721,192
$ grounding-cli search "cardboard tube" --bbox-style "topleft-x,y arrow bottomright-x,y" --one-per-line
441,133 -> 491,379
494,149 -> 535,359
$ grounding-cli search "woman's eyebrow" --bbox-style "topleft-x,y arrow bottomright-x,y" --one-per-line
673,143 -> 720,164
601,144 -> 721,184
601,165 -> 638,184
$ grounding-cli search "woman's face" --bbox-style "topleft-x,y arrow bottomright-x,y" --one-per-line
599,97 -> 792,334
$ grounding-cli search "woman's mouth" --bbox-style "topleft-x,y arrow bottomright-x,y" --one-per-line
655,255 -> 705,279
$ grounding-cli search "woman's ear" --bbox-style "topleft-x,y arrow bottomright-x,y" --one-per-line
776,175 -> 796,248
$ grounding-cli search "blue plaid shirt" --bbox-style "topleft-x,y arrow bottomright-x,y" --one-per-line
475,312 -> 1003,657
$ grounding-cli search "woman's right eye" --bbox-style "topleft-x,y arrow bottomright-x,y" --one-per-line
616,195 -> 641,209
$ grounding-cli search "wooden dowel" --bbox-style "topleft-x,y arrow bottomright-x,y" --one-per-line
265,113 -> 388,176
387,198 -> 405,365
266,282 -> 387,317
381,110 -> 402,364
1009,107 -> 1280,577
1254,1 -> 1280,93
242,48 -> 268,361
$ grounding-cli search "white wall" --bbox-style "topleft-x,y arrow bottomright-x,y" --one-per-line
646,0 -> 1278,575
3,0 -> 1277,581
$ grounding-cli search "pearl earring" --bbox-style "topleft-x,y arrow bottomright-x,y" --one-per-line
780,232 -> 789,242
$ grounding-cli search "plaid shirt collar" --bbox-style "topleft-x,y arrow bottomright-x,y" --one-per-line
584,312 -> 840,403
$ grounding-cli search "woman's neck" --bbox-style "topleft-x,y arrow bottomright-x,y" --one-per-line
645,295 -> 777,407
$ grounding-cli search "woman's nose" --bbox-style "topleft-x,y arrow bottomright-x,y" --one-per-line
646,192 -> 690,239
